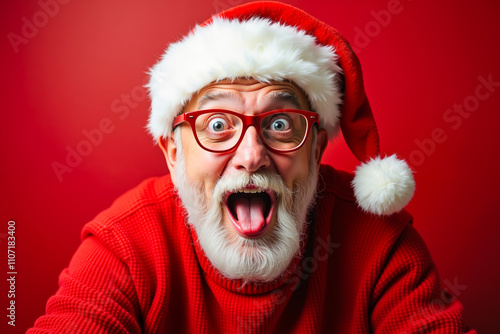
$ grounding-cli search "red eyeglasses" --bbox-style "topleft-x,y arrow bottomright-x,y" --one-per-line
172,109 -> 320,154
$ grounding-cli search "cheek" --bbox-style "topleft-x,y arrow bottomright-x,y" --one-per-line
272,151 -> 311,188
276,137 -> 315,188
182,136 -> 230,197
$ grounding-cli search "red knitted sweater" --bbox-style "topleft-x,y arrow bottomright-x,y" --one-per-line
29,165 -> 474,333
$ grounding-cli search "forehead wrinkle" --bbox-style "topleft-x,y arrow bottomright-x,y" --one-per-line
197,91 -> 240,110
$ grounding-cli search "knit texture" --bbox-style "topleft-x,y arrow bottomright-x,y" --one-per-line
28,165 -> 474,333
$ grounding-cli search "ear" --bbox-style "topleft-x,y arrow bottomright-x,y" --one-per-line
158,134 -> 178,186
314,128 -> 328,166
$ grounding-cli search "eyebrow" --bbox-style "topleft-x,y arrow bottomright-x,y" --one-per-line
270,90 -> 302,109
197,91 -> 239,110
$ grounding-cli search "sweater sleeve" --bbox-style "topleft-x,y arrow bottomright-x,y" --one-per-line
370,224 -> 475,333
27,236 -> 142,334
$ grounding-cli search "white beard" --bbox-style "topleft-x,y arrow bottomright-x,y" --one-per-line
173,129 -> 319,283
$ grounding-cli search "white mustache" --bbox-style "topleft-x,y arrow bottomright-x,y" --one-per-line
211,172 -> 293,206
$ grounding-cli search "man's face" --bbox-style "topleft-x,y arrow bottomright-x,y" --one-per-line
161,79 -> 327,282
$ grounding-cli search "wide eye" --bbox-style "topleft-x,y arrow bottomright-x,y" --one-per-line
270,118 -> 290,131
208,117 -> 229,132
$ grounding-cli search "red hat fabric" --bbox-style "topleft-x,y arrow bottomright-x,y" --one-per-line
146,1 -> 415,215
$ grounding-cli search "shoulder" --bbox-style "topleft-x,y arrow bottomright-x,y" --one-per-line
315,164 -> 414,259
94,174 -> 177,224
80,175 -> 183,257
87,174 -> 177,225
315,165 -> 434,297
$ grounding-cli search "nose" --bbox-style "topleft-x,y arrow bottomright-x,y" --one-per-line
231,126 -> 271,172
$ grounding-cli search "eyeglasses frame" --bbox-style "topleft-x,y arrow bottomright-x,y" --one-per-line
172,109 -> 320,154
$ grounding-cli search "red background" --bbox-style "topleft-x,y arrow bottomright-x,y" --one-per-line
1,0 -> 499,332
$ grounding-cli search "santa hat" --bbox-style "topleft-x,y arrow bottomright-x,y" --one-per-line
146,1 -> 415,215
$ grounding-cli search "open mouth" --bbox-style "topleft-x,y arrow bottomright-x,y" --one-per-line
225,187 -> 275,238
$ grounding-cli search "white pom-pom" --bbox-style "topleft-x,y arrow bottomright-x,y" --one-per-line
352,155 -> 415,215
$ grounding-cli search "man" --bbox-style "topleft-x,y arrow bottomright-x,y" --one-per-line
29,2 -> 474,333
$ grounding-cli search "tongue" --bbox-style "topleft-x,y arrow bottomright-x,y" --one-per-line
234,196 -> 266,236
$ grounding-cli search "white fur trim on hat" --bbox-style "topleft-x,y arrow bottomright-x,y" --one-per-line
352,155 -> 415,215
146,17 -> 343,140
